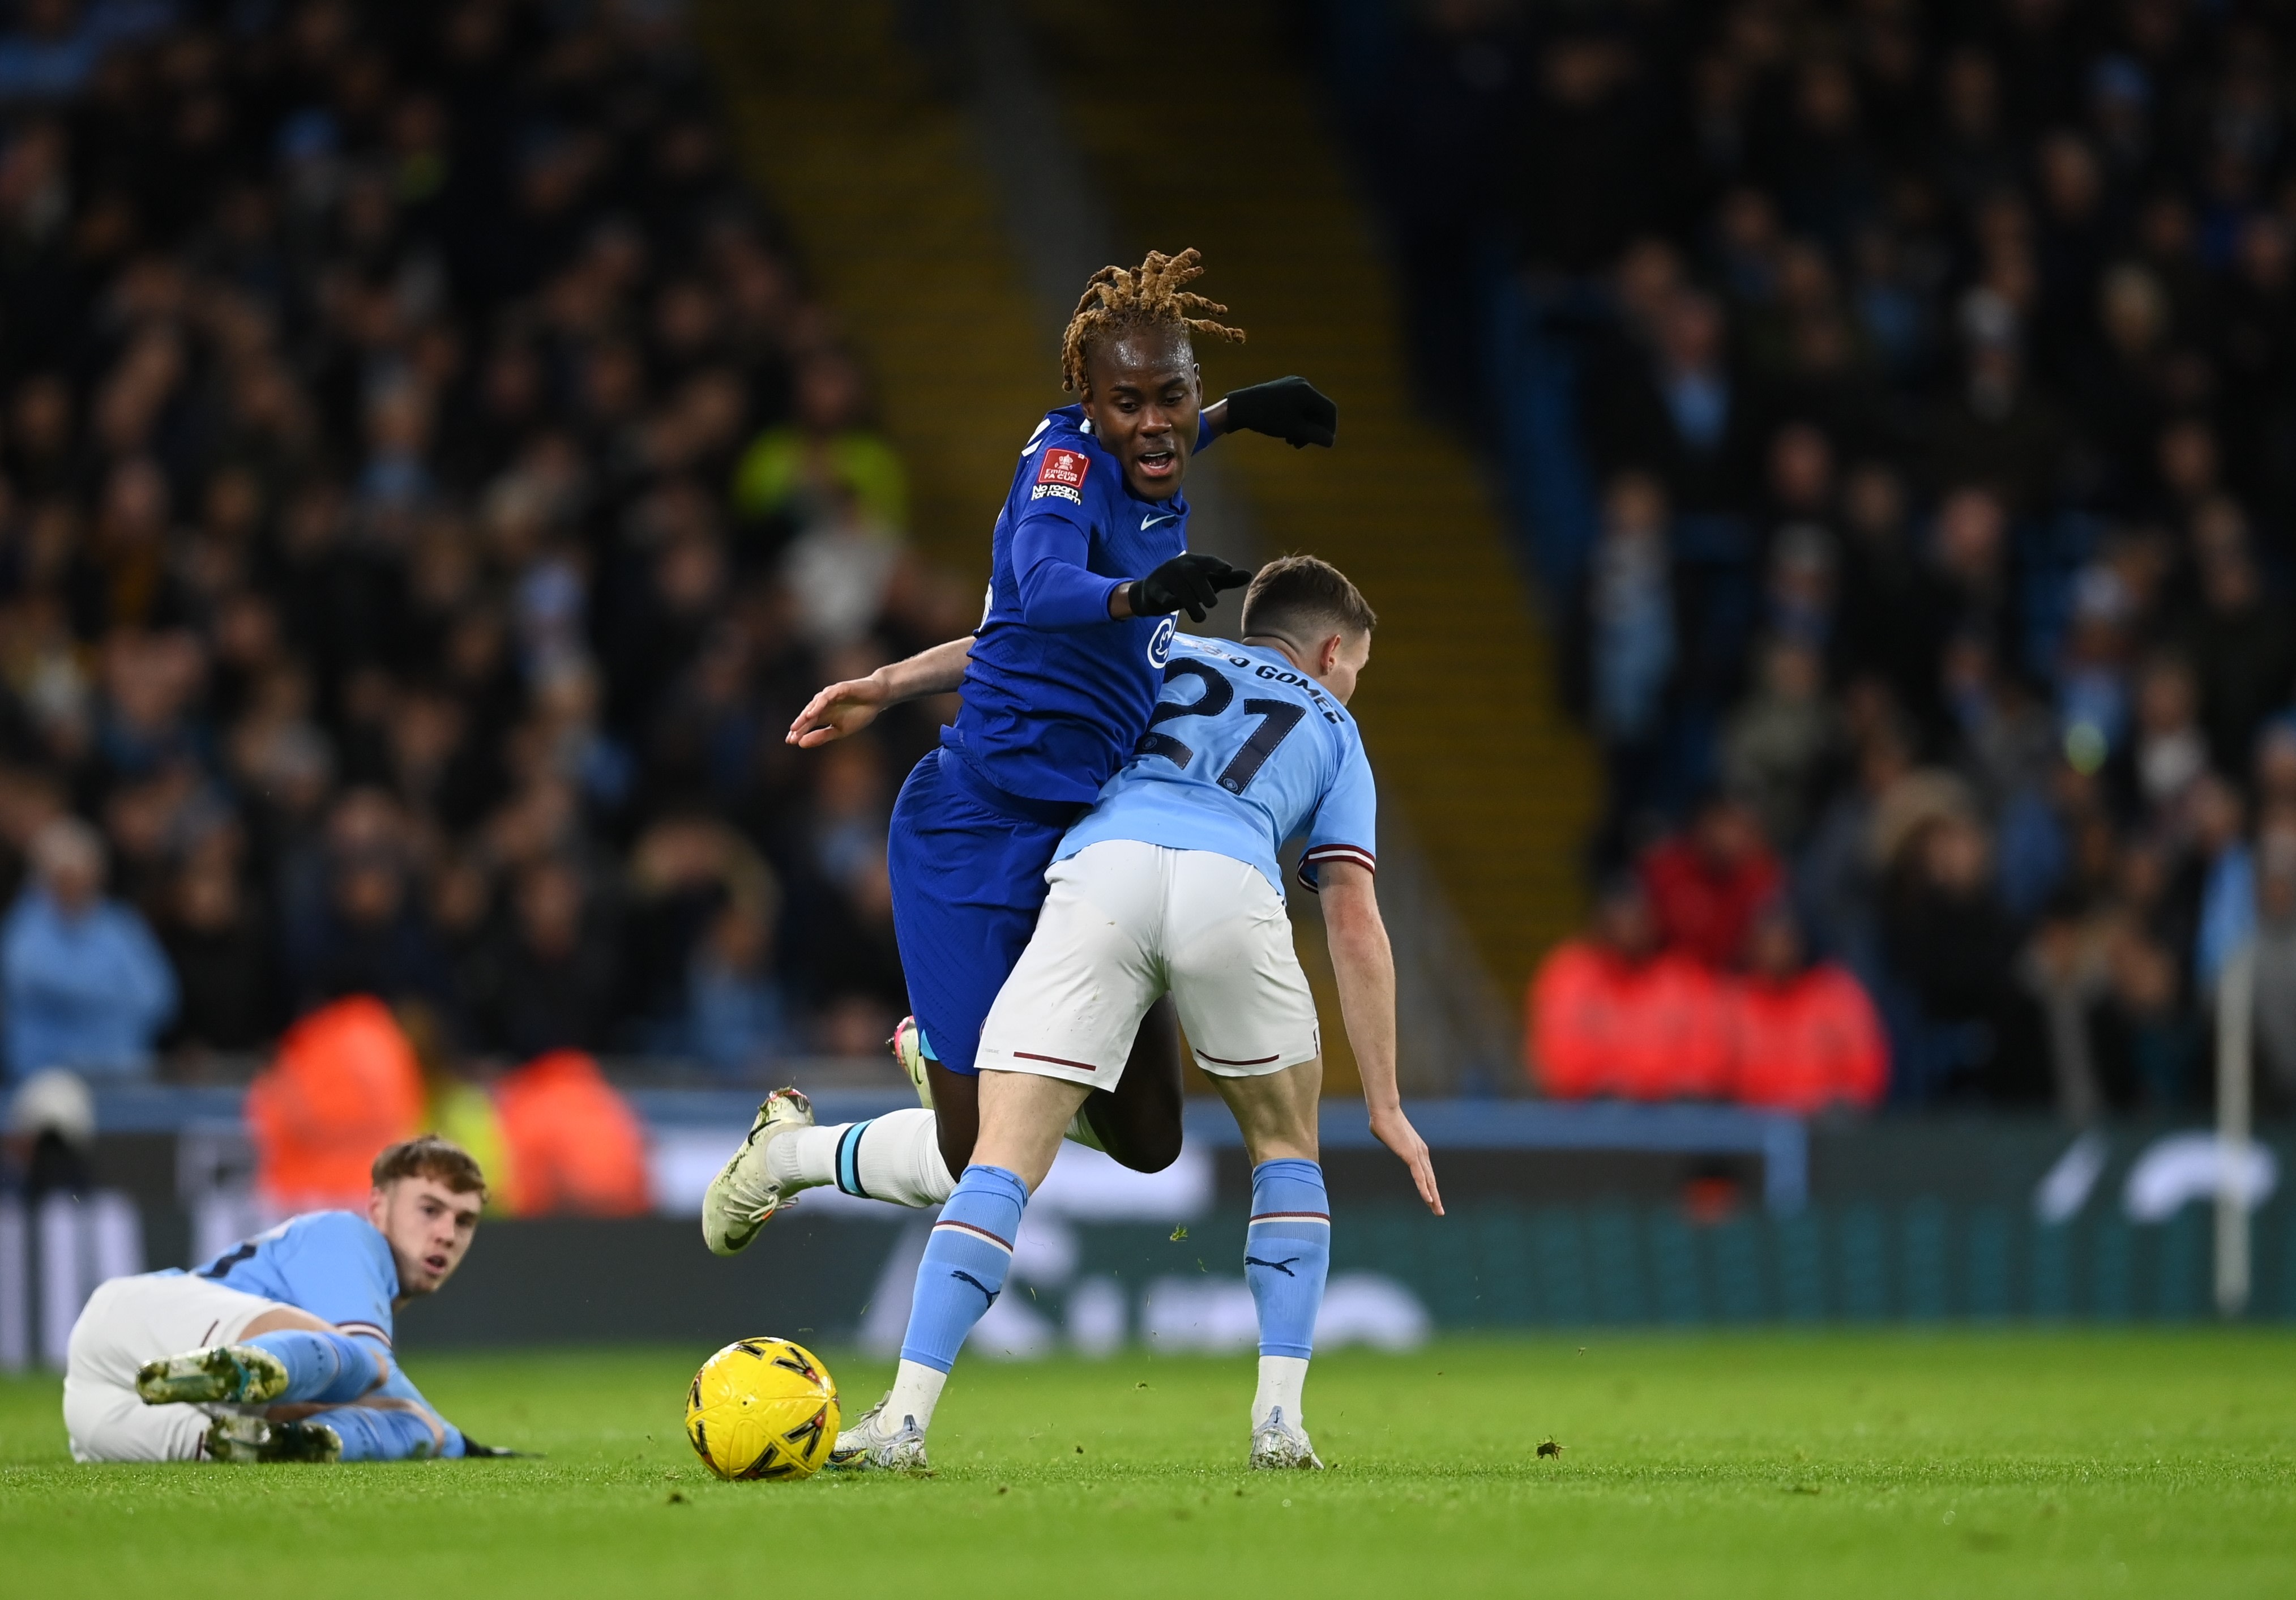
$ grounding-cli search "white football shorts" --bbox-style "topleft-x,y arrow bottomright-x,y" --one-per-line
977,839 -> 1320,1086
63,1272 -> 293,1462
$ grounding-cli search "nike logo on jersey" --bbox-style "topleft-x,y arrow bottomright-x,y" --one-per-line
1139,513 -> 1181,530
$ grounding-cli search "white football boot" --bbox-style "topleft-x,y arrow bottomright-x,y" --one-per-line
828,1392 -> 931,1474
890,1017 -> 933,1108
203,1413 -> 344,1464
700,1087 -> 814,1256
1249,1407 -> 1324,1470
136,1343 -> 290,1407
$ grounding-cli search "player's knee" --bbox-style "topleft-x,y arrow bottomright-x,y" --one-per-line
1113,1125 -> 1183,1174
932,1128 -> 967,1180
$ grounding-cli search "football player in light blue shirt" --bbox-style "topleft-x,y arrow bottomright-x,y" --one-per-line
65,1136 -> 504,1464
839,556 -> 1443,1474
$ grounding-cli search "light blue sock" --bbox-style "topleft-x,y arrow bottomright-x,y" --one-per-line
244,1330 -> 378,1405
309,1404 -> 450,1461
898,1164 -> 1027,1373
1245,1159 -> 1331,1359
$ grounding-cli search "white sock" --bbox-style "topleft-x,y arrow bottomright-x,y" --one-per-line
1251,1355 -> 1309,1431
768,1110 -> 955,1207
884,1357 -> 948,1435
767,1123 -> 840,1189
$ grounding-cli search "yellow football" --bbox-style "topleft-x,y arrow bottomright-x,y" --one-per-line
683,1337 -> 840,1481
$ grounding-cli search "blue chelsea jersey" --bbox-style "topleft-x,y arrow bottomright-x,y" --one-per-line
183,1210 -> 399,1349
943,404 -> 1209,807
1057,635 -> 1378,898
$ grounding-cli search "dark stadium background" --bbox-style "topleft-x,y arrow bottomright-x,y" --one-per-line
2,0 -> 2294,1364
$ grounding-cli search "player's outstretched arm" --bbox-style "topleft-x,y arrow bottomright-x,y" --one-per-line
1108,552 -> 1254,623
786,635 -> 974,748
1205,377 -> 1338,449
1318,860 -> 1442,1215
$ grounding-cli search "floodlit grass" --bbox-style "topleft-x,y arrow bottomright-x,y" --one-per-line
5,1332 -> 2293,1598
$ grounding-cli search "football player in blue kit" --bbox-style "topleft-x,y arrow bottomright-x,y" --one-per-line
63,1136 -> 511,1464
703,249 -> 1339,1246
833,556 -> 1442,1472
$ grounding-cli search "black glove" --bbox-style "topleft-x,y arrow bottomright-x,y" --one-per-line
1220,376 -> 1337,449
1128,552 -> 1253,623
458,1438 -> 533,1458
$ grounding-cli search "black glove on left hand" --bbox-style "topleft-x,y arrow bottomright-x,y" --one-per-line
1220,376 -> 1338,449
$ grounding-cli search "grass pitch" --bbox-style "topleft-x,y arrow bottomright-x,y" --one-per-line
5,1332 -> 2293,1598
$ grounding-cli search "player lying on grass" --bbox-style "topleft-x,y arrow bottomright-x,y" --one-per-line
64,1135 -> 504,1464
831,556 -> 1443,1473
700,249 -> 1339,1247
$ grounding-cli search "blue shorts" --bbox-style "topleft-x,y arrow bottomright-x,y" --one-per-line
886,748 -> 1086,1077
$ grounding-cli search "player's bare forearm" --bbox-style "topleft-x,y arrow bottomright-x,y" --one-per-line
1319,863 -> 1442,1214
1322,871 -> 1400,1110
786,635 -> 973,748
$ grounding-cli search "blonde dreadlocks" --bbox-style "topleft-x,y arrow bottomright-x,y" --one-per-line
1059,247 -> 1246,395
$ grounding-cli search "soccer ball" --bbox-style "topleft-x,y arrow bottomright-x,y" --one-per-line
683,1337 -> 840,1481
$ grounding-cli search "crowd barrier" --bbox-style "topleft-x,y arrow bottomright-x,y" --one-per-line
2,1099 -> 2287,1367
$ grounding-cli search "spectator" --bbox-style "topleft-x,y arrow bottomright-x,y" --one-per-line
1589,289 -> 1763,518
1640,793 -> 1783,968
2175,531 -> 2292,774
730,353 -> 907,543
1721,637 -> 1837,851
2184,774 -> 2255,996
2251,831 -> 2296,1114
1571,472 -> 1678,860
1832,463 -> 1942,732
0,0 -> 965,1078
1339,2 -> 2296,1111
1879,810 -> 2025,1101
245,996 -> 422,1211
2112,652 -> 2210,824
465,858 -> 618,1061
2094,919 -> 2201,1110
298,842 -> 449,1013
2019,889 -> 2113,1124
687,900 -> 795,1080
493,1049 -> 649,1218
157,847 -> 280,1059
1726,903 -> 1888,1113
1,817 -> 174,1081
1528,878 -> 1726,1101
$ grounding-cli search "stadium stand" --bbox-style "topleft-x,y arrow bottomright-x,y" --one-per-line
1321,0 -> 2296,1116
0,0 -> 978,1090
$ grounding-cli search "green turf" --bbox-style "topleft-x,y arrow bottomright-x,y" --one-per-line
5,1332 -> 2293,1597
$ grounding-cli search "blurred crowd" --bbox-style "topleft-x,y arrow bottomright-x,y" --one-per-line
0,0 -> 970,1090
1336,0 -> 2296,1116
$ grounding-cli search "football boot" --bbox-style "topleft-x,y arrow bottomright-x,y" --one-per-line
828,1394 -> 930,1474
701,1087 -> 814,1257
203,1413 -> 344,1465
1249,1406 -> 1324,1470
890,1017 -> 933,1108
136,1343 -> 290,1407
